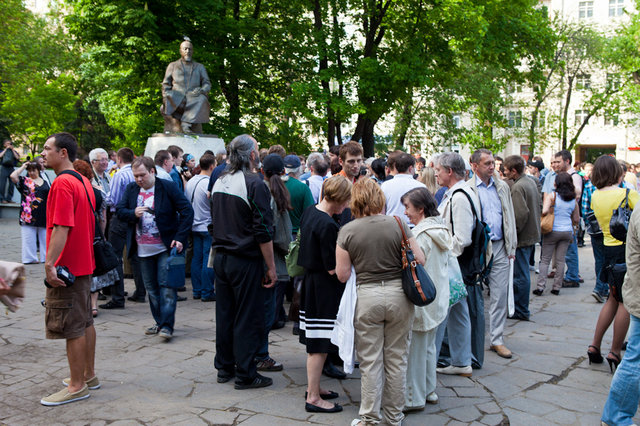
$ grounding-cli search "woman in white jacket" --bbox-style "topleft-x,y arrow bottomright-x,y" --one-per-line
401,187 -> 452,411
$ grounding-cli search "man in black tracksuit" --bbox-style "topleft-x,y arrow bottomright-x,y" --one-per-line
211,134 -> 277,389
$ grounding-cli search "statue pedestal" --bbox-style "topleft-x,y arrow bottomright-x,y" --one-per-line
144,133 -> 225,160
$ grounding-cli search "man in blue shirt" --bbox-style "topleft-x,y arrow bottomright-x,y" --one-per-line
468,149 -> 518,360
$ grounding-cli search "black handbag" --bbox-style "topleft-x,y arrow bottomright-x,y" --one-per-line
610,188 -> 631,242
59,170 -> 121,276
394,216 -> 436,307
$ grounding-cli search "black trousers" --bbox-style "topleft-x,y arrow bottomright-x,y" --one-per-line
108,215 -> 145,304
214,252 -> 265,382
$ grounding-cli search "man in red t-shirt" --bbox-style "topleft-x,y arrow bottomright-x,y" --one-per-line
40,132 -> 98,406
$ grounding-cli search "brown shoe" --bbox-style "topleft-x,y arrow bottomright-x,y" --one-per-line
490,344 -> 513,359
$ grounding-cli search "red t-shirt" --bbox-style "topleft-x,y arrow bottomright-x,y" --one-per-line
46,172 -> 96,276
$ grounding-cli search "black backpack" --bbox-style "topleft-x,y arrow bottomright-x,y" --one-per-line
450,189 -> 494,286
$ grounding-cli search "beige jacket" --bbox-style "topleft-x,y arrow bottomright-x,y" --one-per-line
468,175 -> 518,257
623,207 -> 640,317
412,216 -> 452,332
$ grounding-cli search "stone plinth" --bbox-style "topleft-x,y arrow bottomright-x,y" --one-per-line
144,133 -> 225,160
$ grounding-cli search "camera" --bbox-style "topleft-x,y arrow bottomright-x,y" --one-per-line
44,266 -> 76,288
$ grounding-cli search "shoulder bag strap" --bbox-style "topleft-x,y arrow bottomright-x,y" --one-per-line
58,170 -> 105,240
394,216 -> 409,268
450,188 -> 479,236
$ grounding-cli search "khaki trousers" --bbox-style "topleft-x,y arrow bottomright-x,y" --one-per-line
354,280 -> 414,426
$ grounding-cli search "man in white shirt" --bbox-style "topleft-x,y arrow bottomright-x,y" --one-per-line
381,151 -> 425,224
154,150 -> 174,181
305,153 -> 329,204
185,154 -> 216,302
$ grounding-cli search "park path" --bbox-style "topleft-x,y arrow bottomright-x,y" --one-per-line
0,217 -> 636,425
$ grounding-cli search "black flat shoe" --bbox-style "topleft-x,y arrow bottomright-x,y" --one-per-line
550,289 -> 560,295
305,390 -> 339,400
587,345 -> 604,364
305,402 -> 343,413
234,374 -> 273,390
322,362 -> 347,380
532,289 -> 543,296
607,352 -> 621,373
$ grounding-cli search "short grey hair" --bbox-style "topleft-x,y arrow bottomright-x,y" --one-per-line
469,148 -> 493,165
89,148 -> 108,162
307,152 -> 324,170
436,152 -> 466,179
227,134 -> 257,174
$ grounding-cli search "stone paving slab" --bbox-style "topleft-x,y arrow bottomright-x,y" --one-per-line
1,219 -> 639,425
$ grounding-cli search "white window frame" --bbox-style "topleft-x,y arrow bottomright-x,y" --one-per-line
579,1 -> 594,18
609,0 -> 624,17
575,109 -> 589,126
576,74 -> 591,90
508,111 -> 522,128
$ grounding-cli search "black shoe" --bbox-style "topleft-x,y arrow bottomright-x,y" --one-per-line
305,390 -> 339,400
234,374 -> 273,390
292,324 -> 300,335
305,402 -> 343,413
587,345 -> 604,364
201,296 -> 216,302
97,292 -> 107,300
562,280 -> 580,288
176,295 -> 187,302
532,289 -> 543,296
508,313 -> 530,321
550,289 -> 560,295
255,356 -> 283,371
177,286 -> 187,292
471,361 -> 482,370
193,294 -> 201,300
322,362 -> 346,380
99,301 -> 124,309
607,352 -> 621,373
127,295 -> 145,303
217,370 -> 235,383
271,320 -> 286,330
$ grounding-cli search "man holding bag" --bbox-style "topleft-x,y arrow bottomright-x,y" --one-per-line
116,157 -> 193,342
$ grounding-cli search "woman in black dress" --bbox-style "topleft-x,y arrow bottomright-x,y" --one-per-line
298,175 -> 352,413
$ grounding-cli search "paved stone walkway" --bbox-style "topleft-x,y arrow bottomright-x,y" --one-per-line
0,217 -> 638,425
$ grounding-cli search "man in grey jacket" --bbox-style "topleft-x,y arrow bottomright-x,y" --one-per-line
469,149 -> 517,359
503,155 -> 541,321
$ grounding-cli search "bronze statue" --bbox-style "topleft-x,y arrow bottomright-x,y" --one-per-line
161,39 -> 211,134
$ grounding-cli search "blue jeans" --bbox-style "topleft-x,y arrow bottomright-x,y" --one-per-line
436,297 -> 472,367
513,246 -> 533,318
191,231 -> 215,299
256,286 -> 276,360
602,314 -> 640,425
139,251 -> 177,333
591,233 -> 609,296
564,234 -> 580,282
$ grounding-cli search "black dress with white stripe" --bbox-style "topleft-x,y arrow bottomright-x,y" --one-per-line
298,205 -> 345,353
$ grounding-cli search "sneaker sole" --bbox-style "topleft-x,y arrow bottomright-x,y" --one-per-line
40,393 -> 90,406
592,293 -> 605,303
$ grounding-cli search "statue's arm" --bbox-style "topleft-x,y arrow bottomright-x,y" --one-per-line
199,65 -> 211,95
161,63 -> 175,96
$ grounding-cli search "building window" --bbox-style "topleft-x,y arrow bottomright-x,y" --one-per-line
508,83 -> 523,93
607,73 -> 621,90
576,74 -> 591,90
508,111 -> 522,128
609,0 -> 624,16
452,114 -> 461,129
605,114 -> 619,126
579,1 -> 594,18
575,109 -> 589,126
534,110 -> 546,128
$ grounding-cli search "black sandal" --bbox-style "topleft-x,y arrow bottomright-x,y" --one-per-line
606,352 -> 621,373
587,345 -> 603,364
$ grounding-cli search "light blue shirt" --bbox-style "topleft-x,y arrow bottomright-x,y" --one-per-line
475,176 -> 503,241
553,194 -> 575,232
106,164 -> 134,212
542,171 -> 556,193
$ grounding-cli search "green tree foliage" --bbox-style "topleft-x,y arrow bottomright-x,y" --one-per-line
0,1 -> 78,154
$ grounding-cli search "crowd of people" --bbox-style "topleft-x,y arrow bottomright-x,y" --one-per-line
4,132 -> 639,424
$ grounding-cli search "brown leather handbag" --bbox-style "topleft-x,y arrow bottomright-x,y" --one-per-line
540,194 -> 556,235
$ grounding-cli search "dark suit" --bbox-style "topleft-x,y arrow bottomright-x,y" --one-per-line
116,178 -> 193,258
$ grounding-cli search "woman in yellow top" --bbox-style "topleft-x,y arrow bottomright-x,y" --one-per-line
588,155 -> 639,372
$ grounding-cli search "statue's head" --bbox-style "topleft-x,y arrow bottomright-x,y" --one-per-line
180,41 -> 193,62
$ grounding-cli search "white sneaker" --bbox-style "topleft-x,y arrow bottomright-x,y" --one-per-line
436,365 -> 472,377
426,391 -> 438,404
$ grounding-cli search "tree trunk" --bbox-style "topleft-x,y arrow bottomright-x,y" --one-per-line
561,76 -> 573,150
